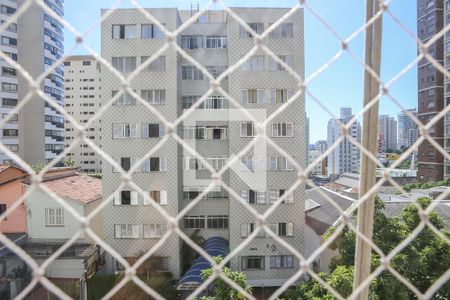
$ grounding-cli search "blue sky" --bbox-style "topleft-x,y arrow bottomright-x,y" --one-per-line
63,0 -> 417,143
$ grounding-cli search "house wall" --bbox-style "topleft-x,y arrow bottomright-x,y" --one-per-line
26,187 -> 86,240
0,178 -> 27,233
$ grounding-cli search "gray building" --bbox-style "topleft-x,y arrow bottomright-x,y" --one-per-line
327,108 -> 361,176
101,7 -> 305,287
63,55 -> 102,173
378,114 -> 397,152
16,0 -> 65,165
398,108 -> 418,149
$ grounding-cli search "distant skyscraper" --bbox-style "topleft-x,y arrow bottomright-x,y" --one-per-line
327,108 -> 361,176
315,140 -> 327,153
398,109 -> 418,149
378,115 -> 397,152
417,0 -> 444,182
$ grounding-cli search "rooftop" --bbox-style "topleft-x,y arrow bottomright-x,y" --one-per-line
42,174 -> 102,204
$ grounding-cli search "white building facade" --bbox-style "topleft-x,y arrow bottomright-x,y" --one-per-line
63,55 -> 102,173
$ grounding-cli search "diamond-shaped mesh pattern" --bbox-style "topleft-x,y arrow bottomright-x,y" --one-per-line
0,0 -> 449,299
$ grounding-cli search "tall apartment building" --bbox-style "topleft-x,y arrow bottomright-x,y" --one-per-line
0,0 -> 19,163
378,115 -> 397,152
63,56 -> 102,173
444,1 -> 450,178
14,0 -> 65,165
398,108 -> 418,149
327,107 -> 361,176
417,0 -> 444,182
101,7 -> 305,287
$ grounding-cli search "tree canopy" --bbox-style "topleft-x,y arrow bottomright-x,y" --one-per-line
285,197 -> 450,299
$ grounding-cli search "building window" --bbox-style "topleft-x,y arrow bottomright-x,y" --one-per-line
143,224 -> 166,238
2,67 -> 16,77
112,123 -> 137,139
82,60 -> 91,66
182,65 -> 205,80
241,256 -> 265,270
241,190 -> 266,204
141,89 -> 166,105
270,122 -> 294,137
205,126 -> 227,140
206,156 -> 227,170
141,56 -> 166,72
269,55 -> 294,71
240,89 -> 264,104
2,98 -> 17,107
241,56 -> 265,71
426,0 -> 434,9
3,51 -> 17,61
2,83 -> 17,93
3,129 -> 17,137
0,5 -> 16,15
205,65 -> 227,78
45,208 -> 64,226
206,215 -> 229,229
112,24 -> 137,39
241,156 -> 258,172
268,156 -> 295,171
3,113 -> 18,122
183,126 -> 205,140
141,24 -> 165,39
184,215 -> 206,229
269,222 -> 294,236
240,223 -> 266,238
240,122 -> 254,137
183,157 -> 206,170
270,255 -> 294,269
5,144 -> 18,152
112,91 -> 136,106
181,35 -> 204,49
114,191 -> 138,206
112,57 -> 136,72
144,190 -> 168,205
2,36 -> 17,46
269,89 -> 293,103
240,23 -> 264,37
182,95 -> 200,109
141,157 -> 167,172
205,35 -> 227,49
0,20 -> 16,33
141,123 -> 165,138
114,224 -> 139,238
270,189 -> 294,203
269,23 -> 294,39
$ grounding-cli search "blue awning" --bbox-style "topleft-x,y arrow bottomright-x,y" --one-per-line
177,236 -> 229,290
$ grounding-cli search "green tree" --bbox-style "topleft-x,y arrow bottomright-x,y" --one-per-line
31,161 -> 46,173
286,197 -> 450,299
199,256 -> 252,300
63,156 -> 75,167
